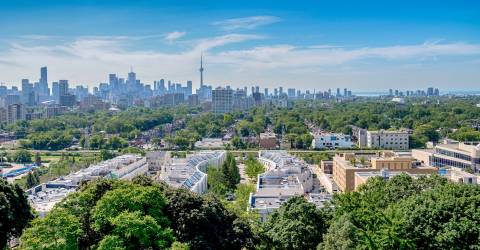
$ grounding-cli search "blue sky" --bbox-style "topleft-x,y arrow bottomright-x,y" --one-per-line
1,0 -> 479,91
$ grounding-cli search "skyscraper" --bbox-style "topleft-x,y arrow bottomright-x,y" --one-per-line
40,67 -> 47,85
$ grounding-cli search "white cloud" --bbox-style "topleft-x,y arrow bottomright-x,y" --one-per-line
212,16 -> 281,30
164,31 -> 186,42
0,37 -> 479,91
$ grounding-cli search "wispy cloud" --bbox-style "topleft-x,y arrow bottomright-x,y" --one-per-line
164,31 -> 186,42
212,16 -> 281,30
0,37 -> 479,90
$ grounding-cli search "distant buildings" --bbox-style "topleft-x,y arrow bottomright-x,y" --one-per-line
311,133 -> 353,149
355,129 -> 410,150
212,87 -> 234,114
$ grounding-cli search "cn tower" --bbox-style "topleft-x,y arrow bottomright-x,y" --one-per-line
199,54 -> 204,87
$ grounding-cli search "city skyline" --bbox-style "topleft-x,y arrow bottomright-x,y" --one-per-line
1,0 -> 480,90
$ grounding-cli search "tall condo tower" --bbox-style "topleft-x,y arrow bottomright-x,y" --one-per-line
199,55 -> 204,87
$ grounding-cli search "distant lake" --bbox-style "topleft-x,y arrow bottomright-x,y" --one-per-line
354,91 -> 480,97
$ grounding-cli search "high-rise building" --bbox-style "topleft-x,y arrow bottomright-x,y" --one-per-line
7,103 -> 25,124
52,82 -> 60,104
336,88 -> 341,97
264,88 -> 269,97
427,87 -> 434,96
59,80 -> 69,96
287,88 -> 296,98
212,87 -> 234,114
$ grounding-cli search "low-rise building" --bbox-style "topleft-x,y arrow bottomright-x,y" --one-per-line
259,132 -> 277,149
27,154 -> 147,215
412,141 -> 480,172
155,151 -> 226,194
250,151 -> 330,222
312,133 -> 353,149
333,151 -> 436,192
366,129 -> 410,150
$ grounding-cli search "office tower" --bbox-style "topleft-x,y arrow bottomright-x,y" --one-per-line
251,86 -> 255,95
52,82 -> 59,104
59,80 -> 69,96
343,88 -> 348,97
212,87 -> 234,114
274,88 -> 278,97
40,67 -> 47,84
128,69 -> 136,87
427,87 -> 434,96
255,86 -> 260,94
21,79 -> 35,106
328,89 -> 332,96
337,88 -> 341,96
434,88 -> 440,96
297,90 -> 301,98
109,74 -> 118,89
264,88 -> 269,97
288,88 -> 296,98
395,89 -> 399,96
389,89 -> 393,96
186,81 -> 193,96
279,87 -> 283,95
199,55 -> 204,87
38,66 -> 49,99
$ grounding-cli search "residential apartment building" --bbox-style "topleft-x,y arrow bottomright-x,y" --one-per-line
154,151 -> 226,194
250,151 -> 331,222
212,87 -> 234,114
7,103 -> 25,124
365,129 -> 410,150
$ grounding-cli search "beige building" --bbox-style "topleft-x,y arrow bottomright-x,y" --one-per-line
366,129 -> 410,150
412,141 -> 480,172
333,151 -> 436,192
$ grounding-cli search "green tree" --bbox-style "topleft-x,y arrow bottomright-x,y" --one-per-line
244,155 -> 265,181
100,149 -> 115,161
162,188 -> 255,250
0,179 -> 34,249
20,179 -> 174,250
261,196 -> 328,250
12,149 -> 32,163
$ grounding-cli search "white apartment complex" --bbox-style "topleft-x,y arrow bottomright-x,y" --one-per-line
250,150 -> 331,222
311,133 -> 353,149
154,151 -> 226,194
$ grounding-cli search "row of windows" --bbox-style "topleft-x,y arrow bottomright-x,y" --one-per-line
436,149 -> 471,161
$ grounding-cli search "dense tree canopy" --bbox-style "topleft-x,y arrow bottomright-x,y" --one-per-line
0,179 -> 34,249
